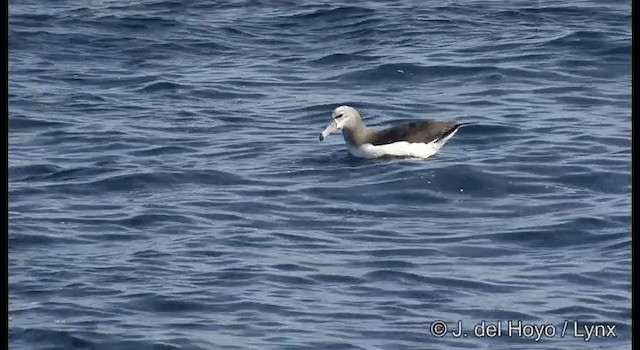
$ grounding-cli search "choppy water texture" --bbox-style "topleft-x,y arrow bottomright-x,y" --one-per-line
9,0 -> 631,349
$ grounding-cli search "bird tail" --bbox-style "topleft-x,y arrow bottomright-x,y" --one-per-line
435,123 -> 464,144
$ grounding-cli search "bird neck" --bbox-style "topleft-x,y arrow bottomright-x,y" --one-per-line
342,122 -> 376,147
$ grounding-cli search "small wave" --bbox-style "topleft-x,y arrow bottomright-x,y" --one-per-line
138,81 -> 188,93
9,116 -> 72,131
333,63 -> 560,83
541,30 -> 609,49
288,6 -> 376,21
308,53 -> 380,66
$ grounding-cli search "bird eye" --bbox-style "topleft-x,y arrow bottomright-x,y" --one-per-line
335,113 -> 344,119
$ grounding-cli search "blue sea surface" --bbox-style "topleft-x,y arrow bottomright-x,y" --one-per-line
9,0 -> 631,349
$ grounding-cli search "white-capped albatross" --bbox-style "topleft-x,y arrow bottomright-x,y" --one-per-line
319,105 -> 463,159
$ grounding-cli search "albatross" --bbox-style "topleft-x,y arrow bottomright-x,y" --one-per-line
319,106 -> 464,159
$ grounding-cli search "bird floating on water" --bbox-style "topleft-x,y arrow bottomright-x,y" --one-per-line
319,105 -> 464,159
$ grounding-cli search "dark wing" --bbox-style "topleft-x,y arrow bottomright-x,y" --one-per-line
370,121 -> 461,146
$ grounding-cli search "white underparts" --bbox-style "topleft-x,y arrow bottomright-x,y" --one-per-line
346,128 -> 459,159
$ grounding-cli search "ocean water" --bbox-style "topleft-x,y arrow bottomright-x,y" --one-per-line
8,0 -> 631,349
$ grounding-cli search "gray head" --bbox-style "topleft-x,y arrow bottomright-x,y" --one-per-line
319,106 -> 363,141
